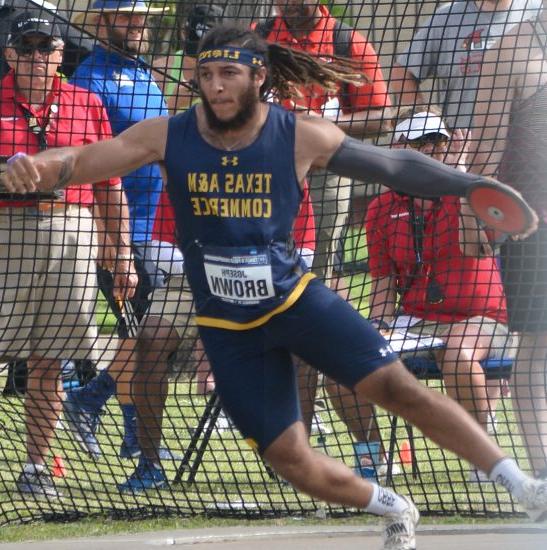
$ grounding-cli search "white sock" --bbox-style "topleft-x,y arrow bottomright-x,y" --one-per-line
364,483 -> 410,516
488,458 -> 529,501
23,462 -> 44,475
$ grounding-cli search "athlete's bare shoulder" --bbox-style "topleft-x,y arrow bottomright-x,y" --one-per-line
294,115 -> 345,175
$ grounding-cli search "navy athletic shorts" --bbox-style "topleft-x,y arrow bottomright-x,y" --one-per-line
198,278 -> 398,453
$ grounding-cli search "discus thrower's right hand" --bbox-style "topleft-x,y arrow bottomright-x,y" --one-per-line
1,153 -> 58,194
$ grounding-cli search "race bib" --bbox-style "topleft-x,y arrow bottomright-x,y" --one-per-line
203,245 -> 275,305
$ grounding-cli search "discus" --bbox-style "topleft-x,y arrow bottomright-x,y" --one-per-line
467,179 -> 537,236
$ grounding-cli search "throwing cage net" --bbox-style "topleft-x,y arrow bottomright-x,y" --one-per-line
0,0 -> 546,526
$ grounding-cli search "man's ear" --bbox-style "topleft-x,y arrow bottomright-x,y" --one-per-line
4,47 -> 17,71
254,66 -> 267,89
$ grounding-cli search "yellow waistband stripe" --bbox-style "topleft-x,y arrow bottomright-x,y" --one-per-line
196,272 -> 316,330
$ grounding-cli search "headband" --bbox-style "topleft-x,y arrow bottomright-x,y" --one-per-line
198,47 -> 265,68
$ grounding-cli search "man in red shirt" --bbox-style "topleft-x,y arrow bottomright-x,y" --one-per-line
261,0 -> 392,285
364,110 -> 513,482
0,11 -> 136,498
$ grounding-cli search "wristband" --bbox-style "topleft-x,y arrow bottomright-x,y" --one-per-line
7,152 -> 27,165
369,318 -> 390,331
116,254 -> 134,262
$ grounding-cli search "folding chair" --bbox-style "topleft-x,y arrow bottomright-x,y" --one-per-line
384,356 -> 513,485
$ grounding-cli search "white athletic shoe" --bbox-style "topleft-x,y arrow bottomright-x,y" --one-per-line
381,495 -> 420,550
520,478 -> 547,522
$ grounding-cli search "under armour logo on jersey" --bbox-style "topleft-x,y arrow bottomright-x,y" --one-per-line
221,155 -> 239,167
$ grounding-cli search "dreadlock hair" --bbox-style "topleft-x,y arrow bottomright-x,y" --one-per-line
197,22 -> 368,100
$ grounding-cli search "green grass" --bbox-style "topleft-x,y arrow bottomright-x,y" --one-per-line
0,375 -> 528,532
95,295 -> 118,335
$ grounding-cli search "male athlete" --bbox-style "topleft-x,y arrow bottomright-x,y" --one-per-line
3,23 -> 546,550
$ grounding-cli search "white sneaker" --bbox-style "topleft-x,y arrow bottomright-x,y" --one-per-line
468,468 -> 491,484
519,478 -> 547,522
382,495 -> 420,550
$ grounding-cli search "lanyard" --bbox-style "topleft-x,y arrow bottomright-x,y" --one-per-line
404,198 -> 444,305
17,100 -> 58,152
408,199 -> 425,268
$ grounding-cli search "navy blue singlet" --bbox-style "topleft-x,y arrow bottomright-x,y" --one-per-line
164,104 -> 315,329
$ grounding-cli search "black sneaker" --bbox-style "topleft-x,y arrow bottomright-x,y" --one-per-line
16,470 -> 62,499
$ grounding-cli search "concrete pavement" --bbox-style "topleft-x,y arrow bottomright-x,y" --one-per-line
2,523 -> 547,549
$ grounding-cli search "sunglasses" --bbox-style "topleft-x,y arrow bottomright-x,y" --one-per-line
404,133 -> 449,149
13,40 -> 58,57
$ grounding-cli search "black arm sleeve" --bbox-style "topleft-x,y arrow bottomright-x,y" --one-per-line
326,136 -> 481,198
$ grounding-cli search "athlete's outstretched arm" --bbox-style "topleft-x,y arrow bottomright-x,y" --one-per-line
296,117 -> 537,237
327,136 -> 484,198
1,117 -> 168,194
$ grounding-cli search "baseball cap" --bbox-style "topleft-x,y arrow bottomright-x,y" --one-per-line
7,11 -> 62,45
394,112 -> 451,141
184,4 -> 224,56
72,1 -> 169,33
86,0 -> 168,14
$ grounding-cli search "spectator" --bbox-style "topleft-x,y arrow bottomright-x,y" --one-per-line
259,0 -> 392,285
71,0 -> 168,329
153,3 -> 224,114
0,11 -> 136,497
1,0 -> 96,398
470,4 -> 547,477
365,109 -> 514,482
391,0 -> 541,131
68,0 -> 168,455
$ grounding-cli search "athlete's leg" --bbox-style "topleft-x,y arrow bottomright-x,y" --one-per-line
353,361 -> 505,473
284,281 -> 504,474
198,324 -> 406,511
282,281 -> 547,519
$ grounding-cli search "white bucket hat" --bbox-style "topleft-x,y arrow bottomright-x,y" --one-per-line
394,112 -> 450,142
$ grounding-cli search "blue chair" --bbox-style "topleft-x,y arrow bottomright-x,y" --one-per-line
384,356 -> 513,485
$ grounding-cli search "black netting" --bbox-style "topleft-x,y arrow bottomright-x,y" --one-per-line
0,0 -> 546,527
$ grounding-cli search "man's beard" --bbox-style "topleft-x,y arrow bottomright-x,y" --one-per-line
106,23 -> 148,55
282,2 -> 317,30
200,82 -> 258,132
